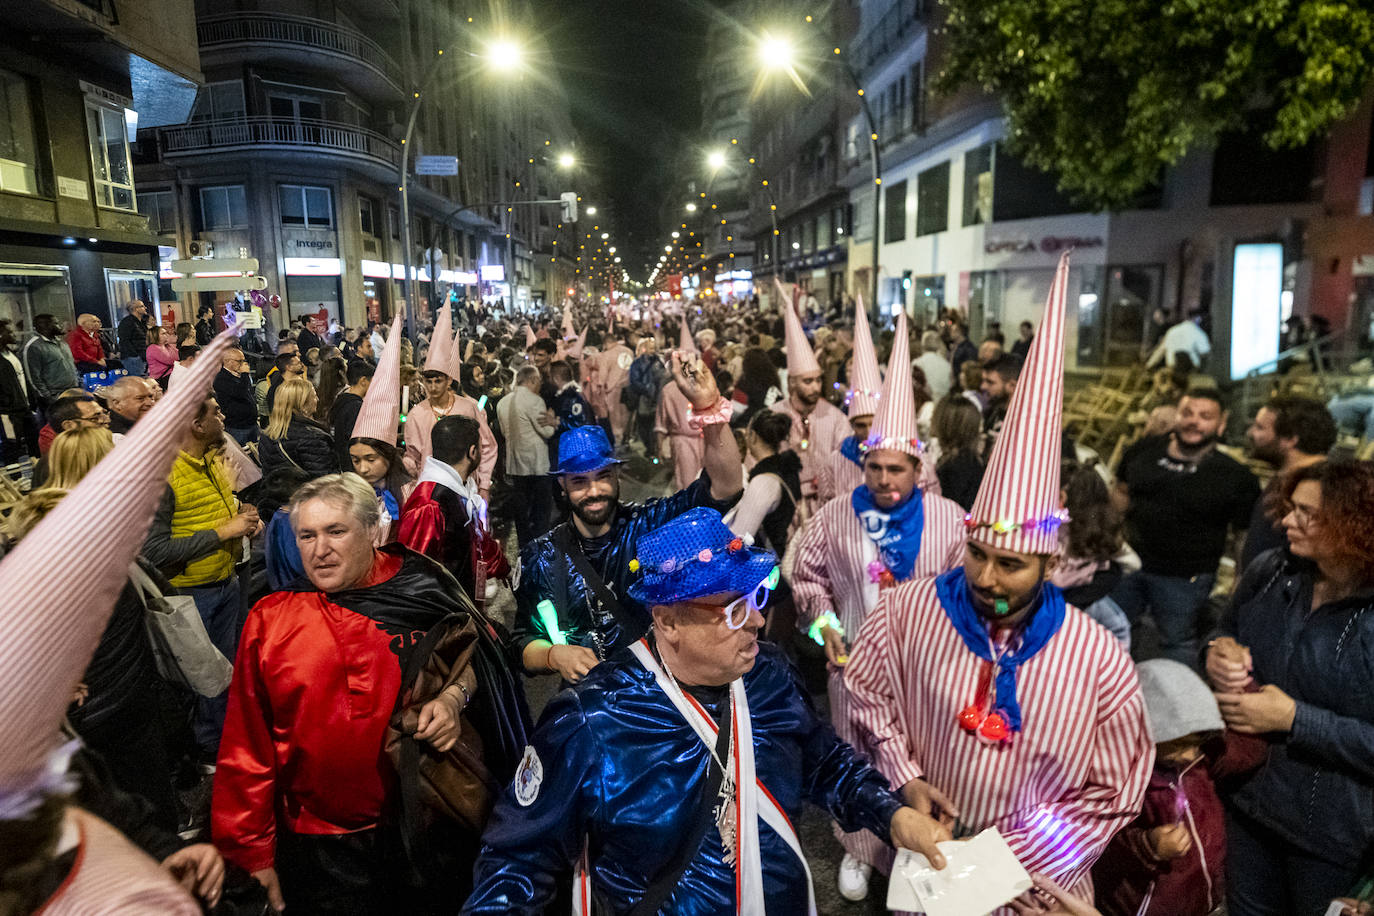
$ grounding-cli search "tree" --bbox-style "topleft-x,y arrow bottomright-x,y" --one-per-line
936,0 -> 1374,210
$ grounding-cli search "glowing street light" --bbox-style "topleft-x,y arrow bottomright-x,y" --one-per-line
671,231 -> 680,238
706,149 -> 728,171
757,33 -> 796,71
600,232 -> 609,239
557,152 -> 576,169
685,202 -> 698,213
586,206 -> 597,215
485,39 -> 524,71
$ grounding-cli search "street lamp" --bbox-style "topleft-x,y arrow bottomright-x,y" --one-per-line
586,205 -> 597,216
486,39 -> 524,72
557,152 -> 576,169
706,149 -> 728,171
685,202 -> 698,213
757,33 -> 796,71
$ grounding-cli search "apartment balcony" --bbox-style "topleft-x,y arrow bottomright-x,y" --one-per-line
198,13 -> 403,102
852,0 -> 926,74
159,116 -> 400,179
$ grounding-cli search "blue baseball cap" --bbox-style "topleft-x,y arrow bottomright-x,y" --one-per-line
627,508 -> 779,606
552,425 -> 624,476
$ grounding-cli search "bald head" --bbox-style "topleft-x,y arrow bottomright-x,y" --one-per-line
107,375 -> 156,421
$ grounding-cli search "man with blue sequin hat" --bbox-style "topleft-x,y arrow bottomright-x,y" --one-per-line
466,508 -> 952,915
843,253 -> 1154,914
511,349 -> 745,686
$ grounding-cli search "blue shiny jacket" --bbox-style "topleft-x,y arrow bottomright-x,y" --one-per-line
512,474 -> 733,660
464,643 -> 903,914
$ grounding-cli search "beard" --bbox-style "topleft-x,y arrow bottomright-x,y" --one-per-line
570,488 -> 619,527
795,388 -> 821,407
1249,440 -> 1283,467
1172,428 -> 1219,457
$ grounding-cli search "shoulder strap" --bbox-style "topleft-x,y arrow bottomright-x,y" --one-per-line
552,523 -> 634,632
628,697 -> 730,916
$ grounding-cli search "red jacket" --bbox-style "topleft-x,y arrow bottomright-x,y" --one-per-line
397,480 -> 509,610
1093,756 -> 1226,916
67,327 -> 104,365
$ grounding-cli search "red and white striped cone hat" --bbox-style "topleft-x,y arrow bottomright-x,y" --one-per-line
780,284 -> 821,378
0,327 -> 240,815
562,307 -> 576,340
424,304 -> 452,376
568,326 -> 587,359
967,251 -> 1071,555
848,295 -> 882,419
524,324 -> 537,349
446,323 -> 465,382
862,310 -> 921,460
352,310 -> 405,446
679,316 -> 695,353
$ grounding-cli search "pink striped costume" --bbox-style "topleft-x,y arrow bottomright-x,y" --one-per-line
789,491 -> 967,864
769,396 -> 849,517
655,381 -> 704,490
843,577 -> 1153,912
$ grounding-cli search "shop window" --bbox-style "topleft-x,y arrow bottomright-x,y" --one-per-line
139,190 -> 177,236
884,180 -> 907,243
962,144 -> 994,227
1102,265 -> 1163,367
85,101 -> 136,211
280,184 -> 333,228
916,161 -> 949,236
199,185 -> 248,230
0,70 -> 39,196
0,265 -> 75,333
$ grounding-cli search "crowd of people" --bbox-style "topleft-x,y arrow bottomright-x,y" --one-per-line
0,257 -> 1371,916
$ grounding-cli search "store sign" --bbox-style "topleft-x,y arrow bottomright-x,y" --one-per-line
360,259 -> 391,278
1230,243 -> 1283,380
283,257 -> 342,276
57,176 -> 89,200
984,235 -> 1104,255
416,155 -> 459,176
480,265 -> 505,282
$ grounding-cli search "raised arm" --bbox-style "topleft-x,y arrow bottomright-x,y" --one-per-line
668,350 -> 742,502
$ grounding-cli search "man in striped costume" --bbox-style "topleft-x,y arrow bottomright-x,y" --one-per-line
791,310 -> 967,901
844,254 -> 1153,913
815,298 -> 882,507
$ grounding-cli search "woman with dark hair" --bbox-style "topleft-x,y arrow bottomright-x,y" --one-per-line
1052,462 -> 1134,648
348,436 -> 414,544
930,394 -> 984,510
726,409 -> 802,554
731,346 -> 783,428
312,355 -> 348,424
1206,460 -> 1374,915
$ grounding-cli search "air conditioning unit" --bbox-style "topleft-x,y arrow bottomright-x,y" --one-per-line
187,239 -> 215,258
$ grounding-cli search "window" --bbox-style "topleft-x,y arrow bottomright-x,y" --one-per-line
280,184 -> 332,228
992,149 -> 1079,221
85,102 -> 135,210
199,185 -> 248,230
962,143 -> 994,226
139,190 -> 177,235
916,161 -> 950,236
910,60 -> 927,132
884,180 -> 908,243
190,81 -> 245,121
389,205 -> 401,240
359,196 -> 377,236
0,70 -> 39,195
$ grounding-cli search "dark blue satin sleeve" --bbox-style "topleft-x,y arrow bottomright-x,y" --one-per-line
464,689 -> 600,914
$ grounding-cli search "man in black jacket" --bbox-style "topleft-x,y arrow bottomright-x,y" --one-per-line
117,299 -> 150,375
329,359 -> 373,469
0,319 -> 35,462
215,344 -> 259,445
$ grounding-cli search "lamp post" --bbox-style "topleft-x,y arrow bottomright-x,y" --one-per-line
398,35 -> 523,340
757,33 -> 882,322
706,144 -> 782,294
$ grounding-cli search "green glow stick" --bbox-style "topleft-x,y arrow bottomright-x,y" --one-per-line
538,599 -> 567,645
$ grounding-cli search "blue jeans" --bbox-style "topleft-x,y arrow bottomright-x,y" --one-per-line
1327,390 -> 1374,440
1111,569 -> 1215,667
185,576 -> 244,755
226,425 -> 259,446
122,356 -> 147,377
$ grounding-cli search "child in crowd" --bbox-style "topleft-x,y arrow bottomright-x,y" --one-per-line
1053,462 -> 1137,648
1093,659 -> 1228,916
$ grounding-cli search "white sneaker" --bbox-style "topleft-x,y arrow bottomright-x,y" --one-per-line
837,853 -> 872,902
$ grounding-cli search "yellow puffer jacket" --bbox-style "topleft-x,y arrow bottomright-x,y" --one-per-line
168,451 -> 236,587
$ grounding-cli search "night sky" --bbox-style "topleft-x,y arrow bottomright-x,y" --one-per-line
543,0 -> 717,279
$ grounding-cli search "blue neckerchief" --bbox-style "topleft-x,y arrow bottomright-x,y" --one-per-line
377,486 -> 400,521
934,568 -> 1066,732
840,434 -> 864,468
851,484 -> 925,580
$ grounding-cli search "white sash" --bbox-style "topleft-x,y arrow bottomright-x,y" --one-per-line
570,641 -> 815,915
417,456 -> 488,530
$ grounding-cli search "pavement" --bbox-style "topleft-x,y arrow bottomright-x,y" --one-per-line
488,446 -> 894,914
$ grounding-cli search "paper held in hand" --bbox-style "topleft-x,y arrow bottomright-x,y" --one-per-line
886,827 -> 1032,915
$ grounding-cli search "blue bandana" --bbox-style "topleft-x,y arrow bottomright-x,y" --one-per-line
851,484 -> 925,581
377,486 -> 400,521
934,568 -> 1066,732
840,434 -> 864,469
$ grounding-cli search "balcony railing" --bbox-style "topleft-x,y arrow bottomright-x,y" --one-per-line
159,117 -> 400,170
852,0 -> 926,73
198,13 -> 402,89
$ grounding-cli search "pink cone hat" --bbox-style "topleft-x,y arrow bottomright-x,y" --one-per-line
967,251 -> 1071,555
679,316 -> 695,353
446,323 -> 465,382
352,310 -> 405,446
773,277 -> 794,311
862,310 -> 921,460
568,326 -> 587,360
847,295 -> 882,419
781,287 -> 821,378
0,327 -> 240,813
524,324 -> 537,349
562,307 -> 576,340
424,304 -> 452,376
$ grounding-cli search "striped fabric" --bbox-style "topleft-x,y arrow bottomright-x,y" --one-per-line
847,296 -> 882,419
679,316 -> 695,353
769,398 -> 848,513
0,329 -> 236,804
39,808 -> 199,914
424,304 -> 453,374
447,323 -> 465,382
865,311 -> 921,459
779,283 -> 821,376
351,312 -> 405,445
790,492 -> 968,865
968,252 -> 1070,554
568,326 -> 587,359
524,324 -> 537,349
843,577 -> 1153,910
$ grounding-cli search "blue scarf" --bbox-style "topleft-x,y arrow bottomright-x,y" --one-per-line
377,485 -> 400,521
840,434 -> 864,468
934,568 -> 1066,732
851,484 -> 925,581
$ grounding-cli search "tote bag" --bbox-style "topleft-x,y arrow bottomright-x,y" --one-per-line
130,563 -> 234,697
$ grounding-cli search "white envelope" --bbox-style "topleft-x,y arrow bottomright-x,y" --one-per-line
886,827 -> 1033,915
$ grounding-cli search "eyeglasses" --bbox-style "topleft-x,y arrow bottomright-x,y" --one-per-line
682,573 -> 774,630
1282,500 -> 1318,530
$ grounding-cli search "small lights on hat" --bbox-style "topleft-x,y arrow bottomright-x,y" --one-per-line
961,510 -> 1070,535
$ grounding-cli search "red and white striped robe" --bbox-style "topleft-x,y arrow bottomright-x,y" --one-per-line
843,577 -> 1153,912
770,397 -> 849,518
38,808 -> 199,915
789,491 -> 967,864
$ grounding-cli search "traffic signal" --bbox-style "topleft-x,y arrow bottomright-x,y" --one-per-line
561,191 -> 578,223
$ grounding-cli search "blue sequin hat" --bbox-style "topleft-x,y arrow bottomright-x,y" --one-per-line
627,507 -> 779,606
552,425 -> 625,476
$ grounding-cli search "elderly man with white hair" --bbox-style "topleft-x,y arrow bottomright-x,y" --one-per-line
105,374 -> 157,435
213,472 -> 530,913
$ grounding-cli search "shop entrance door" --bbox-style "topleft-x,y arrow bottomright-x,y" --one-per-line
104,269 -> 161,328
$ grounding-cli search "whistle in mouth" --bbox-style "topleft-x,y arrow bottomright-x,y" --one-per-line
994,598 -> 1011,616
